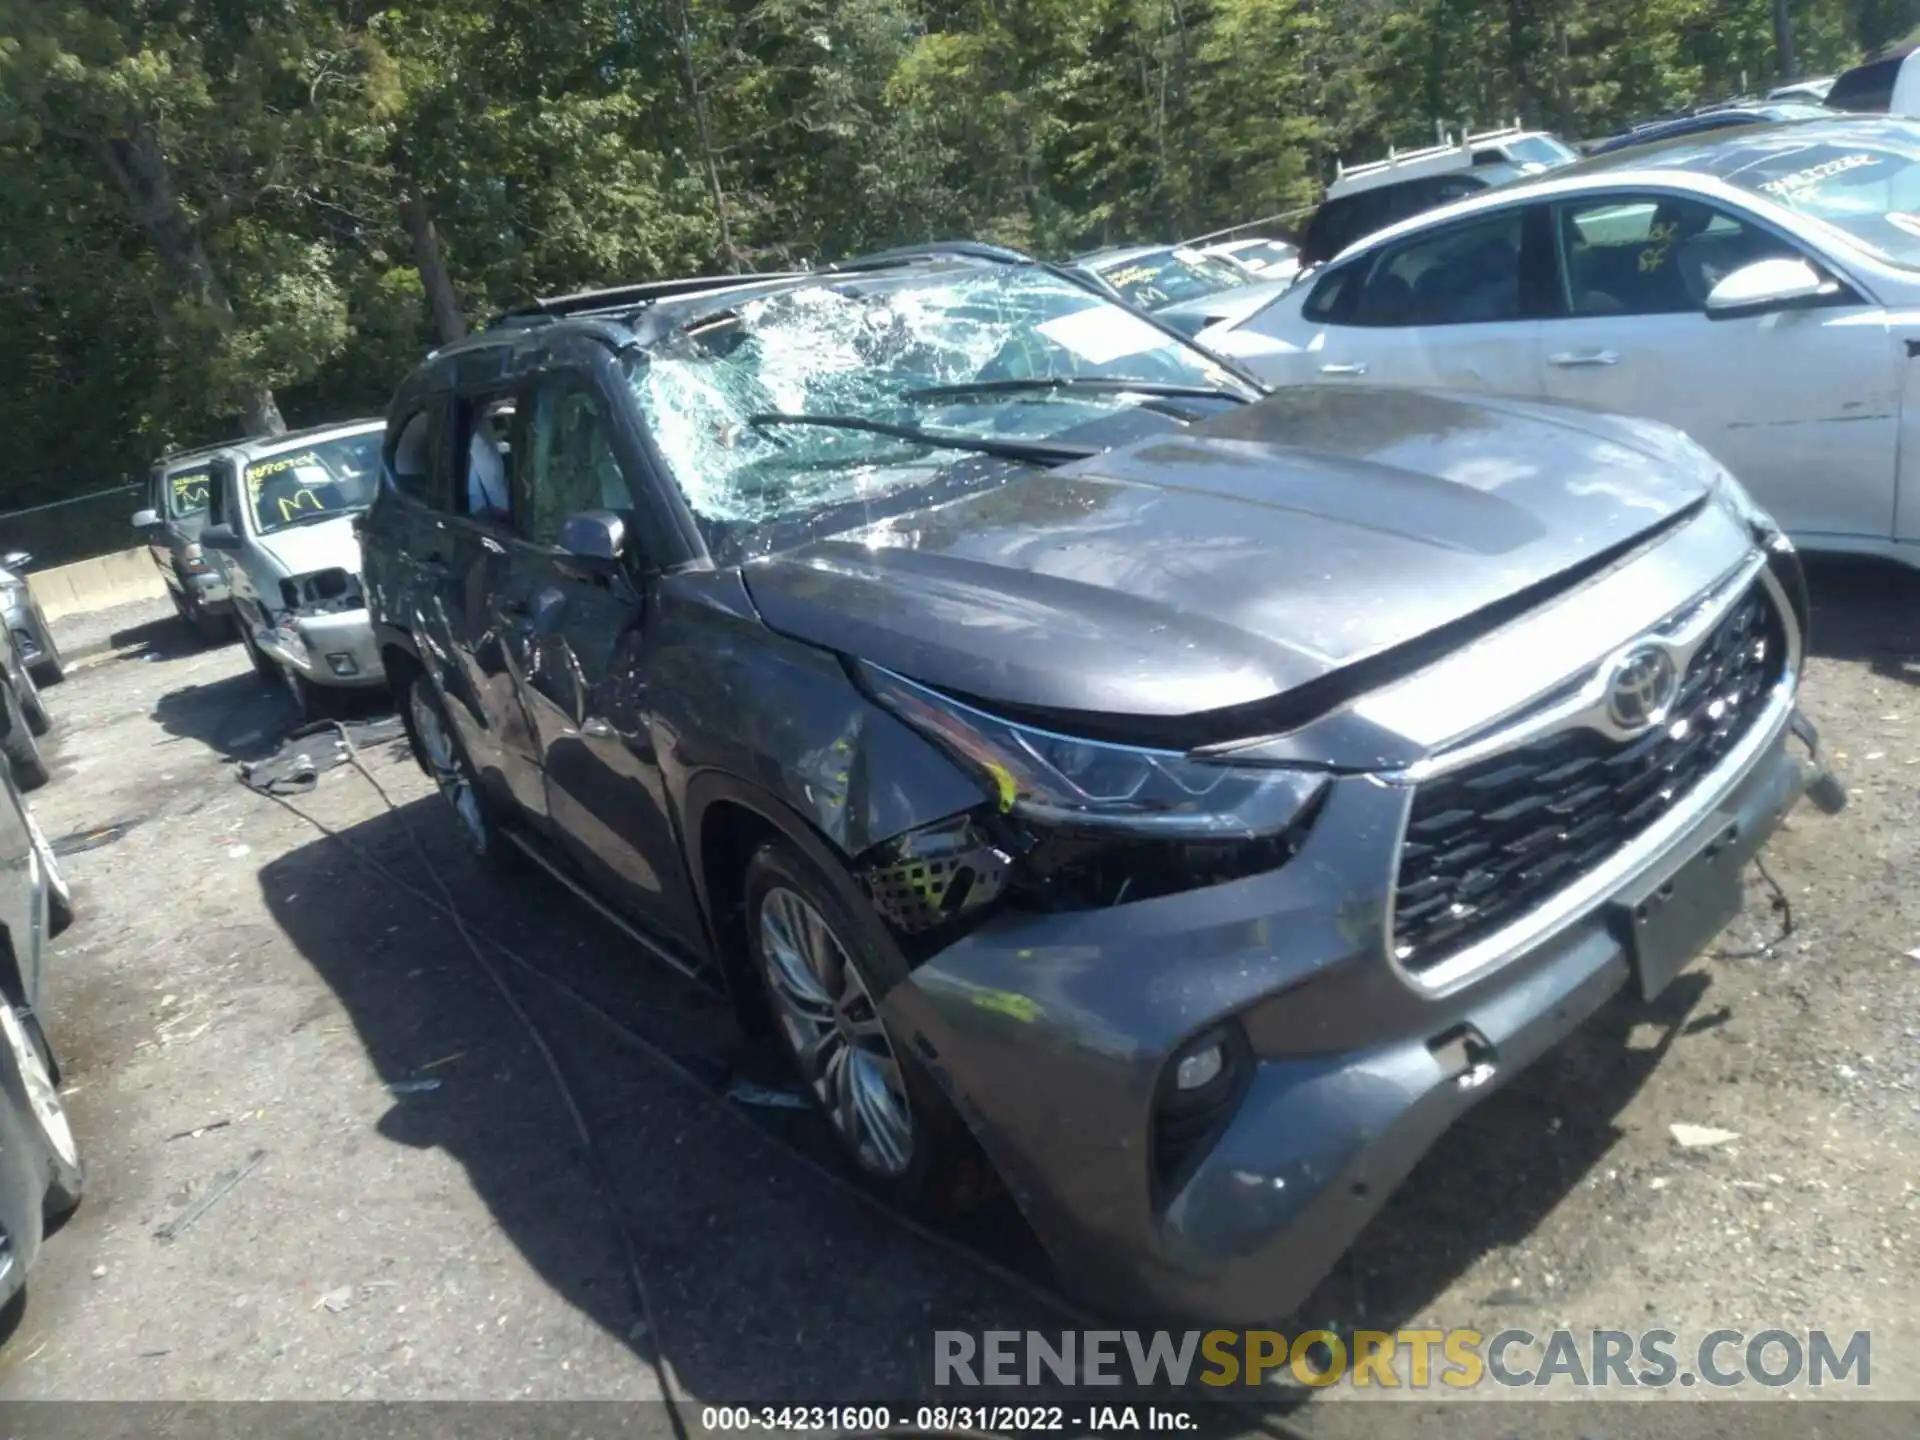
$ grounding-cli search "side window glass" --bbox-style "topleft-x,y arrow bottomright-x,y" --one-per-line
517,376 -> 636,548
454,393 -> 518,524
1353,209 -> 1524,326
1302,266 -> 1353,322
387,404 -> 447,508
1556,195 -> 1801,317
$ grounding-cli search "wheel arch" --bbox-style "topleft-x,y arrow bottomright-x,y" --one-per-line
683,773 -> 871,1009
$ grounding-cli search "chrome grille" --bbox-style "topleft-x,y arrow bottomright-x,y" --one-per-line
1392,583 -> 1786,976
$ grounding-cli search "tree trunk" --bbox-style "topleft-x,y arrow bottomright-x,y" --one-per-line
1773,0 -> 1798,79
669,0 -> 741,272
398,177 -> 466,345
97,121 -> 286,436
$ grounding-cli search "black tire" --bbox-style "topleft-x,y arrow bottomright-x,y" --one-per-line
27,604 -> 62,687
742,838 -> 981,1210
193,605 -> 233,645
404,673 -> 521,871
2,686 -> 49,792
284,669 -> 341,722
236,618 -> 277,678
17,665 -> 48,739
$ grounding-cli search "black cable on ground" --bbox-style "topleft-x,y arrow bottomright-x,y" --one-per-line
260,728 -> 692,1440
1711,854 -> 1794,961
255,734 -> 1320,1440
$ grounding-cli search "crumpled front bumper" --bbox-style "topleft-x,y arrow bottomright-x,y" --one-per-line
255,607 -> 385,690
891,701 -> 1831,1326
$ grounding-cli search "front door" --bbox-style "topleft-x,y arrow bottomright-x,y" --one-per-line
503,369 -> 706,954
1540,191 -> 1899,545
1311,203 -> 1550,396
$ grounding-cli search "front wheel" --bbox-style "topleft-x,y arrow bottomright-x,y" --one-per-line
236,617 -> 277,678
743,840 -> 975,1206
0,1004 -> 83,1220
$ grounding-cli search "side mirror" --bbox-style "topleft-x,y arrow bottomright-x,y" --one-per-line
1706,257 -> 1836,320
557,510 -> 626,572
132,508 -> 160,531
2,552 -> 30,572
200,523 -> 242,552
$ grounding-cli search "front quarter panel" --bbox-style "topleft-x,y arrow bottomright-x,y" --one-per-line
650,570 -> 988,880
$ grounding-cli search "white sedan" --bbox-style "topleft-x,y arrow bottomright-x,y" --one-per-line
1206,118 -> 1920,564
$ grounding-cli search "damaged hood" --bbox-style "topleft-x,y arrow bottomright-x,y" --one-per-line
739,386 -> 1719,723
251,516 -> 363,579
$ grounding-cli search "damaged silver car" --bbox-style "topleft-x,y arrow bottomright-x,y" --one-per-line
200,421 -> 386,717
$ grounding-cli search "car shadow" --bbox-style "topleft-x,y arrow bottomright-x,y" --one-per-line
150,671 -> 299,763
106,615 -> 226,661
1286,969 -> 1709,1353
1803,555 -> 1920,686
257,796 -> 1066,1405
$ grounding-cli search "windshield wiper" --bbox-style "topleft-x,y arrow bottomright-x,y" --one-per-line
903,376 -> 1254,405
746,413 -> 1099,465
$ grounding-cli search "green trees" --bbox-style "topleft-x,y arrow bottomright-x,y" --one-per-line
0,0 -> 1904,500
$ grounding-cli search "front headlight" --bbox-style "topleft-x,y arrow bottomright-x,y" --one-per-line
858,662 -> 1326,840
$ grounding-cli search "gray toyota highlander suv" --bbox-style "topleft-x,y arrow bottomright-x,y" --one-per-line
359,245 -> 1840,1324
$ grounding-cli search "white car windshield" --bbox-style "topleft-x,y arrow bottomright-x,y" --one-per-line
245,432 -> 381,534
1722,134 -> 1920,267
1091,249 -> 1248,308
628,266 -> 1245,526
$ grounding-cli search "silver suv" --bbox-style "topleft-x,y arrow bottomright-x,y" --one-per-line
199,420 -> 386,717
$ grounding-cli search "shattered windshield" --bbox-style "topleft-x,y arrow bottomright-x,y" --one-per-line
245,431 -> 381,535
628,267 -> 1244,527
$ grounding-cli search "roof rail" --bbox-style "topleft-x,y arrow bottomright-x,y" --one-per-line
491,271 -> 809,327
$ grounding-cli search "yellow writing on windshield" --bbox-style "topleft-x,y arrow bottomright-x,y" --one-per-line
277,489 -> 324,523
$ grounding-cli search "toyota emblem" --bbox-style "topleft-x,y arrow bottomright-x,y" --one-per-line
1605,643 -> 1680,732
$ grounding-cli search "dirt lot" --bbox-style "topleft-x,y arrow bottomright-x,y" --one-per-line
0,559 -> 1913,1424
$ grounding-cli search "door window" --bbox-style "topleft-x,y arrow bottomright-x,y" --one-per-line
1351,209 -> 1526,325
1554,195 -> 1803,317
453,394 -> 518,524
387,404 -> 449,508
516,376 -> 635,547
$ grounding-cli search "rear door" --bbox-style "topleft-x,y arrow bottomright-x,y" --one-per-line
1539,189 -> 1898,544
500,363 -> 706,953
379,389 -> 543,826
1305,202 -> 1553,395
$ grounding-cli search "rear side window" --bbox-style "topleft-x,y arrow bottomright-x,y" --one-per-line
1351,209 -> 1526,326
387,403 -> 449,509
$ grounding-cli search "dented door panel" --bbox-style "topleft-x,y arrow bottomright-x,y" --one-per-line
516,561 -> 707,952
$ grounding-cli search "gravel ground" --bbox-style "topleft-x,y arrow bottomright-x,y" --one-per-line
0,561 -> 1910,1427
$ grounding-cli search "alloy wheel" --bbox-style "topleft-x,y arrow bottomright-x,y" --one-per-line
0,1004 -> 77,1172
410,686 -> 489,856
756,886 -> 915,1177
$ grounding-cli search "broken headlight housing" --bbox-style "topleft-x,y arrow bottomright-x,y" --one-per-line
860,662 -> 1326,840
279,567 -> 363,613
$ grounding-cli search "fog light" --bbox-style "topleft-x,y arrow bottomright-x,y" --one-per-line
326,653 -> 358,677
1175,1043 -> 1225,1091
